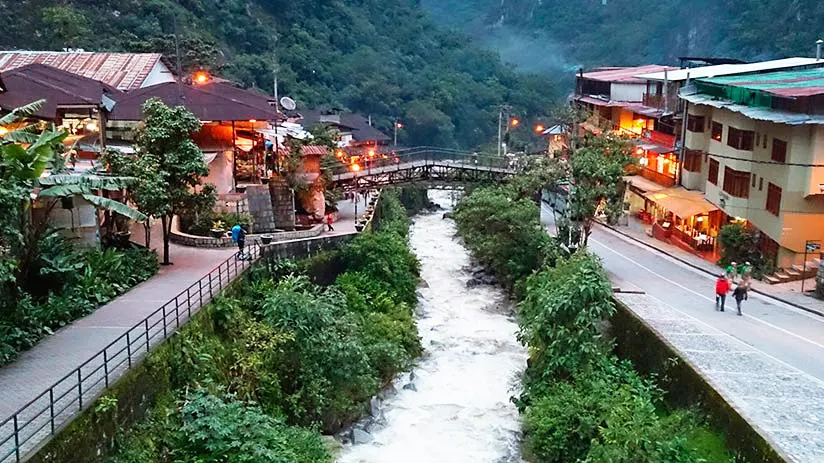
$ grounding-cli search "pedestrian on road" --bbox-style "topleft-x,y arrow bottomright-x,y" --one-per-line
325,213 -> 334,232
715,273 -> 730,311
732,282 -> 748,316
741,261 -> 753,288
726,261 -> 738,282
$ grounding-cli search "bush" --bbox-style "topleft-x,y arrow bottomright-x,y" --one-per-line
454,186 -> 562,290
718,223 -> 774,277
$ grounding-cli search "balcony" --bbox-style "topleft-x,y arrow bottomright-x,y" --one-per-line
642,93 -> 681,112
642,129 -> 676,149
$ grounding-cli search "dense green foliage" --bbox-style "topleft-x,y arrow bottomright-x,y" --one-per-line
0,246 -> 158,366
108,192 -> 420,462
454,185 -> 733,462
423,0 -> 824,68
454,185 -> 561,292
718,223 -> 775,277
0,1 -> 556,149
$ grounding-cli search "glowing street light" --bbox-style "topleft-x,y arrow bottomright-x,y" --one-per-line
193,71 -> 210,85
534,124 -> 545,134
510,117 -> 520,127
0,126 -> 8,137
351,163 -> 361,172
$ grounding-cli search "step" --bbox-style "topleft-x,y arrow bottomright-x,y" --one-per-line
774,271 -> 792,281
813,257 -> 821,266
784,268 -> 801,277
763,275 -> 781,284
792,264 -> 807,273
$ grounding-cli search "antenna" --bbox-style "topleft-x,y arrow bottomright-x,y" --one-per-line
173,12 -> 183,105
280,97 -> 296,111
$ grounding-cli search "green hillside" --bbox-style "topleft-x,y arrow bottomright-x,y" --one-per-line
0,0 -> 558,149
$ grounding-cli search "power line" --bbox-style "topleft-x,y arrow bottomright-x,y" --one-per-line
698,151 -> 824,168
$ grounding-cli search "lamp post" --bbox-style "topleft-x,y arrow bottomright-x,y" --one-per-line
393,119 -> 402,147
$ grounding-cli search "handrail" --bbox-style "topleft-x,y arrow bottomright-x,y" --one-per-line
0,244 -> 262,462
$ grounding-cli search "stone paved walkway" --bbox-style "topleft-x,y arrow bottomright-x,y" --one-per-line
617,292 -> 824,462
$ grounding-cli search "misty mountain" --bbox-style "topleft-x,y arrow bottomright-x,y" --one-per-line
422,0 -> 824,69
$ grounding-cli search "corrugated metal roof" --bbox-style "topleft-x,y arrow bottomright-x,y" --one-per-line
581,65 -> 677,83
636,57 -> 824,82
0,52 -> 168,91
575,96 -> 665,118
680,90 -> 824,125
698,68 -> 824,98
0,63 -> 121,117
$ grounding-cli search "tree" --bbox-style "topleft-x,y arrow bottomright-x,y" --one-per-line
133,98 -> 210,265
41,5 -> 91,50
565,134 -> 633,247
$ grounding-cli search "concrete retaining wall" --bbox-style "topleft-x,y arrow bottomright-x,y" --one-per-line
169,215 -> 324,248
611,299 -> 788,463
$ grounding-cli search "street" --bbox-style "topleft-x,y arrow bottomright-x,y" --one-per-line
541,203 -> 824,382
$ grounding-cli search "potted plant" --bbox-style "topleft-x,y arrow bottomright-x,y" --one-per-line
235,185 -> 247,194
355,223 -> 365,232
210,219 -> 226,238
261,234 -> 273,245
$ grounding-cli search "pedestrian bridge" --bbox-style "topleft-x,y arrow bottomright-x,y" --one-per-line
330,148 -> 516,191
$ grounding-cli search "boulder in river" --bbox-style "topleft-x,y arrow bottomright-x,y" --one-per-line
418,279 -> 430,288
352,428 -> 373,444
480,274 -> 498,285
466,278 -> 482,288
403,383 -> 417,392
369,397 -> 381,417
470,265 -> 485,276
442,211 -> 454,219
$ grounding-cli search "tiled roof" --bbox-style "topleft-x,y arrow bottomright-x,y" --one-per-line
0,63 -> 121,118
0,52 -> 167,91
581,65 -> 677,84
108,81 -> 281,121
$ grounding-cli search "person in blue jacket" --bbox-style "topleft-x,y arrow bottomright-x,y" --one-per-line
231,224 -> 246,257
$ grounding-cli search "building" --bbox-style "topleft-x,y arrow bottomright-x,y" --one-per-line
680,68 -> 824,272
298,110 -> 390,149
574,65 -> 681,188
0,51 -> 174,91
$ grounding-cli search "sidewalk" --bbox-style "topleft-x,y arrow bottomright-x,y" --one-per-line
600,217 -> 824,316
0,197 -> 368,461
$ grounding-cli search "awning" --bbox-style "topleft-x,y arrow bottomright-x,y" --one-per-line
624,175 -> 665,194
644,187 -> 717,218
203,152 -> 219,164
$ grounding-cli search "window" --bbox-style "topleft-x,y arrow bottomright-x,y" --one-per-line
687,115 -> 706,133
708,159 -> 720,185
711,121 -> 723,141
755,133 -> 761,147
771,138 -> 787,163
727,126 -> 755,150
766,183 -> 782,216
683,150 -> 703,172
759,177 -> 763,191
763,134 -> 768,149
723,167 -> 751,198
751,174 -> 757,188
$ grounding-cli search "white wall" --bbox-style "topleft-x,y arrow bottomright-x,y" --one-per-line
142,61 -> 175,88
610,83 -> 645,102
202,151 -> 235,194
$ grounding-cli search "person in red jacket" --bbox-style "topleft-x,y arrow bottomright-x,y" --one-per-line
715,274 -> 731,312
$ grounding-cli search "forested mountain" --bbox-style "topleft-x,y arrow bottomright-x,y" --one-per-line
0,0 -> 557,148
422,0 -> 824,69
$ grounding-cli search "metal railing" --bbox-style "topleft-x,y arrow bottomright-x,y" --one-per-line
331,146 -> 517,177
0,244 -> 262,463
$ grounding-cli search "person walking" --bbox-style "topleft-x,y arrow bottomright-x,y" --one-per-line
741,261 -> 753,288
325,213 -> 334,232
231,223 -> 247,259
725,261 -> 738,283
732,282 -> 748,316
715,273 -> 730,311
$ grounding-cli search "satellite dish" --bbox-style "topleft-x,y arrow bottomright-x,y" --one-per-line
280,96 -> 296,111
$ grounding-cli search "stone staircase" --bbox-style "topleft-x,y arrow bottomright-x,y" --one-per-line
764,257 -> 821,284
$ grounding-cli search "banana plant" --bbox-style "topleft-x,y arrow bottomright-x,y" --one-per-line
37,174 -> 148,222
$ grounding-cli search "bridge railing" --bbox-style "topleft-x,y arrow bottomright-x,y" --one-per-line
330,147 -> 515,176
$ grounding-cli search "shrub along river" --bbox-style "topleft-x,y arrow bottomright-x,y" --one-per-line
338,191 -> 527,462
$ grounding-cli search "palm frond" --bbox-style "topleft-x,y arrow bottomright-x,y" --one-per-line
39,174 -> 136,190
81,194 -> 148,222
38,184 -> 88,198
0,123 -> 41,144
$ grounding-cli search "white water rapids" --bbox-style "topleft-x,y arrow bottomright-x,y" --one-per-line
337,191 -> 527,463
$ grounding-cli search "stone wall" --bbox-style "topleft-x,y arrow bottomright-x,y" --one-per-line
170,215 -> 324,248
610,299 -> 789,463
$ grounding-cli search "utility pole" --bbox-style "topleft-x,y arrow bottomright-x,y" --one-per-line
272,25 -> 280,174
393,117 -> 400,147
173,13 -> 183,105
497,108 -> 503,157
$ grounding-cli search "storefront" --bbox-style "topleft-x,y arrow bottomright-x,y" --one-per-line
645,187 -> 720,254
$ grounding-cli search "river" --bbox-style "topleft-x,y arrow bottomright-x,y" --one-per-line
337,191 -> 527,463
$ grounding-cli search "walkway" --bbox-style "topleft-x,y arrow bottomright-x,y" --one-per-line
541,203 -> 824,461
0,198 -> 365,462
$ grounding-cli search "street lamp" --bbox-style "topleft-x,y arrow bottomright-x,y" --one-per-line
534,124 -> 545,134
510,117 -> 520,127
193,70 -> 210,85
393,119 -> 403,146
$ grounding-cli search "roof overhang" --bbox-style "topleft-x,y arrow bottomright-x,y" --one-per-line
681,89 -> 824,125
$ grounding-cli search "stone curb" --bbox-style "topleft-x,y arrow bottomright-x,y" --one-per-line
595,220 -> 824,318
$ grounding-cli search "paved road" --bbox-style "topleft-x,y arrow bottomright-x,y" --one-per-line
540,203 -> 824,382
